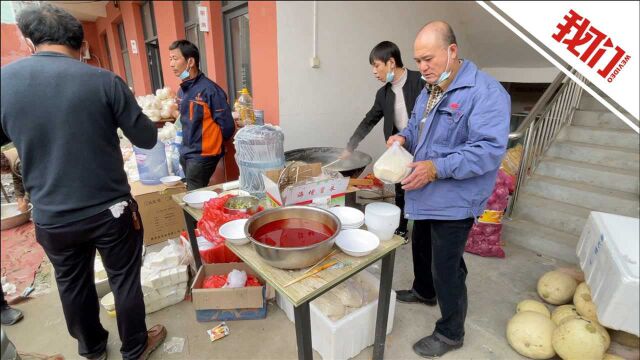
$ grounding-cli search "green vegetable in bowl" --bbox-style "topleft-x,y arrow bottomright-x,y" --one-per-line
229,199 -> 252,209
225,196 -> 258,211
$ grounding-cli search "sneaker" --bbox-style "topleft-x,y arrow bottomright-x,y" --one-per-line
138,325 -> 167,360
1,304 -> 23,325
396,289 -> 437,306
413,333 -> 463,358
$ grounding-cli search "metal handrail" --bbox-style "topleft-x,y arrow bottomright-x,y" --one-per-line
507,70 -> 585,216
509,71 -> 567,141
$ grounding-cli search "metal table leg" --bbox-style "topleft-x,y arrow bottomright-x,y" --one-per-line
183,209 -> 202,269
293,301 -> 313,360
373,249 -> 396,360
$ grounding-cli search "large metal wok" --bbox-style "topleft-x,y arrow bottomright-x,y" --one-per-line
284,147 -> 372,178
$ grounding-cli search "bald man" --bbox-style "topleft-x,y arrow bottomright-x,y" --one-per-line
387,21 -> 510,357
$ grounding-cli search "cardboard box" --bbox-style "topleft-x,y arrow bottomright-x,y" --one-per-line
262,163 -> 349,208
130,181 -> 187,245
191,262 -> 267,321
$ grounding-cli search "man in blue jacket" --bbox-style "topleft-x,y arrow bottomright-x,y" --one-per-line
169,40 -> 235,190
387,21 -> 510,357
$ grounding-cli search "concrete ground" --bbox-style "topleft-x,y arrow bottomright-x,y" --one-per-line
3,240 -> 572,360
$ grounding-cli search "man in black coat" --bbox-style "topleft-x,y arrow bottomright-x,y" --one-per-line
343,41 -> 425,238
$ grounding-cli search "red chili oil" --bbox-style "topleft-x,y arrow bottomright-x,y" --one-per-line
253,218 -> 334,247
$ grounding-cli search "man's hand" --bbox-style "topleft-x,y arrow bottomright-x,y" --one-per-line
171,109 -> 180,119
339,149 -> 352,160
401,160 -> 437,190
386,135 -> 405,147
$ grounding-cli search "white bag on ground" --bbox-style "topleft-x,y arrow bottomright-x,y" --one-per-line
373,141 -> 413,184
223,269 -> 248,288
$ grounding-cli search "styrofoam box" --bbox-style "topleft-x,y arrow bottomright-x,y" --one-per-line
577,212 -> 639,336
145,282 -> 187,314
276,270 -> 396,360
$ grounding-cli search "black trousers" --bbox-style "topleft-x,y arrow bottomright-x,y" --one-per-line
180,156 -> 221,191
394,183 -> 408,233
411,218 -> 474,342
35,201 -> 148,359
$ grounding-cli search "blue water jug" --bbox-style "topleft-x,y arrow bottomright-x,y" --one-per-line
133,140 -> 169,185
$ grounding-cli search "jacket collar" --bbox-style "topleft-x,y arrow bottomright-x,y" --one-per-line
424,59 -> 477,94
443,59 -> 476,93
33,51 -> 73,59
179,72 -> 204,91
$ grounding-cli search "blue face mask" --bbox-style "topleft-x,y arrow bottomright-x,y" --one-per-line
385,62 -> 395,83
178,63 -> 192,80
435,47 -> 452,85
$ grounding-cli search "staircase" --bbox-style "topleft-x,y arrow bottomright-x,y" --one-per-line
503,94 -> 640,264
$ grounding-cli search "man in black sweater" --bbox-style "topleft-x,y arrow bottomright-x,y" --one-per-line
343,41 -> 425,239
1,4 -> 166,359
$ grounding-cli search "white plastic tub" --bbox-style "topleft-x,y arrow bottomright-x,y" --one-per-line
276,270 -> 396,360
577,212 -> 639,336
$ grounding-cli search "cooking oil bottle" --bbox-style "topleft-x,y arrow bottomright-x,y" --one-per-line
236,88 -> 255,126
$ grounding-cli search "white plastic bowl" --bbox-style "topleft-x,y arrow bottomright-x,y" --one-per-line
100,292 -> 115,311
328,206 -> 365,229
342,221 -> 364,229
160,175 -> 182,186
366,224 -> 396,241
183,190 -> 218,209
219,219 -> 250,245
365,202 -> 400,228
336,229 -> 380,257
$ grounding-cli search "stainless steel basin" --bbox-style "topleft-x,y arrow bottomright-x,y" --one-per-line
1,203 -> 32,230
244,206 -> 341,269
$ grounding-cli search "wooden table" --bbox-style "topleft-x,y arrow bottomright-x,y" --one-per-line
172,186 -> 404,360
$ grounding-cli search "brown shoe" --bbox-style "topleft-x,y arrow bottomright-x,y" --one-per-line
138,325 -> 167,360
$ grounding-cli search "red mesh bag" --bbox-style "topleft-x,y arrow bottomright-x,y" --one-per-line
464,170 -> 515,258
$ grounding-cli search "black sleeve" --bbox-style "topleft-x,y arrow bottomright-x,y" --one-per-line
111,76 -> 157,149
346,91 -> 384,152
0,125 -> 10,146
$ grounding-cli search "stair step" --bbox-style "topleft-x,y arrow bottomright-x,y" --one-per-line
572,110 -> 633,130
547,140 -> 639,171
579,95 -> 607,111
536,157 -> 639,194
522,175 -> 639,218
512,194 -> 591,237
563,126 -> 639,150
502,219 -> 578,264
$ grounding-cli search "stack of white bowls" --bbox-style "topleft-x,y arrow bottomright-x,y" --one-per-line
364,202 -> 400,241
328,206 -> 365,229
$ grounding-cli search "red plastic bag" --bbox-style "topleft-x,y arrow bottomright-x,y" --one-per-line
245,275 -> 262,287
202,273 -> 262,289
194,195 -> 250,264
203,275 -> 228,289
